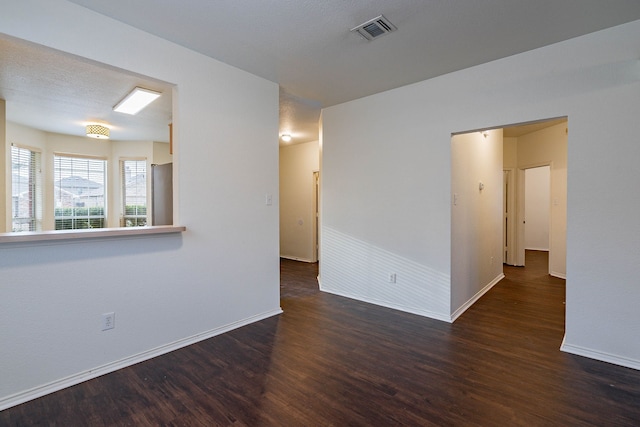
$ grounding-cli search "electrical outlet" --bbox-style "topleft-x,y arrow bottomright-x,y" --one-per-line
102,312 -> 115,331
389,273 -> 397,283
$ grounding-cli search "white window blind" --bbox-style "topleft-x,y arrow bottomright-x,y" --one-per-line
54,155 -> 107,230
121,159 -> 147,227
11,145 -> 42,232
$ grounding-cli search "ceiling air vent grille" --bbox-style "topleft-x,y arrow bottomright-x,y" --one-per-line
351,15 -> 397,41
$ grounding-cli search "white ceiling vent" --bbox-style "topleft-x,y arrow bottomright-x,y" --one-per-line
351,15 -> 397,41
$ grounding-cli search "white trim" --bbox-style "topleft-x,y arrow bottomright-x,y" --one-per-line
515,168 -> 526,266
561,337 -> 640,371
318,278 -> 451,323
0,308 -> 283,411
312,170 -> 320,263
10,142 -> 42,154
280,255 -> 316,263
450,273 -> 505,322
53,151 -> 108,161
503,168 -> 517,266
550,271 -> 566,279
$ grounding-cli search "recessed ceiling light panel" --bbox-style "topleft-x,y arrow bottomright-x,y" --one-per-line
113,87 -> 161,115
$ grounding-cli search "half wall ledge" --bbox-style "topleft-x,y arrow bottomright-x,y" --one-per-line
0,225 -> 186,244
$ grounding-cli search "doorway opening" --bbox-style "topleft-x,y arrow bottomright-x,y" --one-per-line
451,116 -> 567,320
505,119 -> 567,279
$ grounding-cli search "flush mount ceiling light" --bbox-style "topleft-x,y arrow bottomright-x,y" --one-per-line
86,124 -> 110,139
113,87 -> 161,115
351,15 -> 397,41
281,134 -> 292,142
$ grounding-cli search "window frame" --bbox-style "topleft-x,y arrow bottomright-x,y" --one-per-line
53,153 -> 108,230
10,144 -> 43,232
120,157 -> 149,227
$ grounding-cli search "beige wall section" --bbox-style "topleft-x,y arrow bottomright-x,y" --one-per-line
503,137 -> 518,169
153,141 -> 172,165
517,122 -> 567,278
279,140 -> 319,262
451,129 -> 504,317
0,100 -> 6,232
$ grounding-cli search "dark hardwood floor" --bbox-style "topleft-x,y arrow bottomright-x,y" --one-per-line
2,251 -> 640,426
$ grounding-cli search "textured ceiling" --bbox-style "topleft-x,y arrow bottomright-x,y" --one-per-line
66,0 -> 640,106
4,1 -> 640,143
0,36 -> 173,142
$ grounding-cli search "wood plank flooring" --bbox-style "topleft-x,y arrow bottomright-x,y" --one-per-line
2,251 -> 640,425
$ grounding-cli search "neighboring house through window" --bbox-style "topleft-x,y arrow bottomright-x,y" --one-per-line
121,159 -> 147,227
11,145 -> 42,232
54,155 -> 107,230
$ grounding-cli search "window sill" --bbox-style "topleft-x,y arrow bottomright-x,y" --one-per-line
0,225 -> 186,244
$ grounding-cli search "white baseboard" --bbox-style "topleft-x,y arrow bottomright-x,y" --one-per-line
561,337 -> 640,371
0,308 -> 283,411
450,273 -> 505,322
550,271 -> 566,279
280,255 -> 316,263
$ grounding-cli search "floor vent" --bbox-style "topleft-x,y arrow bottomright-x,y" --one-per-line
351,15 -> 397,41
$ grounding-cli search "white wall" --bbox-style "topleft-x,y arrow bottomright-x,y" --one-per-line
451,130 -> 504,318
322,20 -> 640,369
279,141 -> 319,262
0,0 -> 280,409
320,92 -> 452,322
525,166 -> 551,251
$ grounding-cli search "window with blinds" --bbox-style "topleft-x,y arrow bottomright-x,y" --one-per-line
11,145 -> 42,232
54,155 -> 107,230
121,159 -> 147,227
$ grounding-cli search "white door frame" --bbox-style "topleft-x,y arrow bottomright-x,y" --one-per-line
312,170 -> 320,262
503,168 -> 517,265
515,162 -> 552,270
